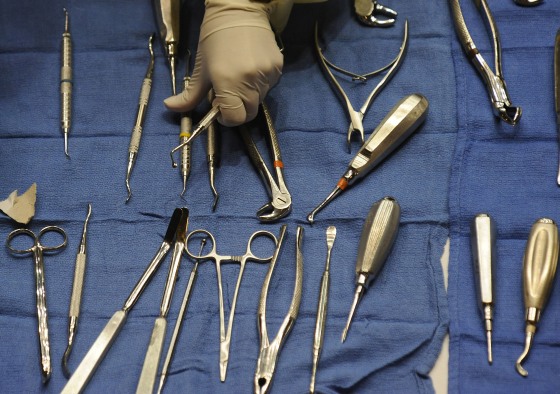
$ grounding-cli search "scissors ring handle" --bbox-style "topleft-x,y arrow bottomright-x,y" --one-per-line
246,230 -> 278,262
38,226 -> 68,251
185,229 -> 216,260
6,228 -> 37,254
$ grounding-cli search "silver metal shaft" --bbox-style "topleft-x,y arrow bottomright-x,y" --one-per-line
125,34 -> 155,203
62,203 -> 92,378
157,239 -> 206,394
310,226 -> 336,393
61,8 -> 72,158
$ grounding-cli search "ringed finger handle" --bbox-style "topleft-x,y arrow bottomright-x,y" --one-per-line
246,230 -> 278,262
6,229 -> 37,254
184,229 -> 216,260
37,226 -> 68,251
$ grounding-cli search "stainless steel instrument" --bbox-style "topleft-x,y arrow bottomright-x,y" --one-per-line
341,197 -> 400,342
449,0 -> 522,125
307,94 -> 427,224
136,209 -> 189,393
315,21 -> 408,150
515,218 -> 559,377
254,225 -> 303,394
184,228 -> 278,382
60,9 -> 73,158
470,213 -> 496,364
61,209 -> 187,394
62,204 -> 92,378
7,225 -> 68,383
125,34 -> 155,203
310,226 -> 336,393
152,0 -> 180,94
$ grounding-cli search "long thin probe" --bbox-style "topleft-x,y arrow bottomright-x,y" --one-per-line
61,8 -> 72,158
310,226 -> 336,393
62,203 -> 92,378
179,52 -> 192,197
125,34 -> 155,203
157,238 -> 206,394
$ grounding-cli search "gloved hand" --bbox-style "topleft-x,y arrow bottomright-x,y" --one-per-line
164,0 -> 283,127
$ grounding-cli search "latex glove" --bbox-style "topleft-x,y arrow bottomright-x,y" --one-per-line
164,0 -> 283,127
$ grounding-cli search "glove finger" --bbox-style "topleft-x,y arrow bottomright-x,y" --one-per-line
213,89 -> 260,127
164,49 -> 210,112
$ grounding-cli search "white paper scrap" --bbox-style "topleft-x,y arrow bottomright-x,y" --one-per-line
0,183 -> 37,224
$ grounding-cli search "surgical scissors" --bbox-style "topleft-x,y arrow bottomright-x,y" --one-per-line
7,225 -> 68,383
315,20 -> 408,151
239,103 -> 292,222
184,228 -> 278,382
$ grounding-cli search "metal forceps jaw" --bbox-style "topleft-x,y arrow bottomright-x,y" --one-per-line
184,228 -> 278,382
355,0 -> 397,27
7,226 -> 68,383
254,225 -> 303,394
449,0 -> 522,125
239,103 -> 292,222
315,20 -> 409,151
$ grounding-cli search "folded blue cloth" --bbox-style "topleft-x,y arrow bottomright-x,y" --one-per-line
0,0 -> 449,392
448,0 -> 560,392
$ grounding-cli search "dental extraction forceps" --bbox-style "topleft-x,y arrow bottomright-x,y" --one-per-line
184,228 -> 278,382
125,34 -> 155,203
449,0 -> 522,125
354,0 -> 397,27
314,20 -> 408,151
254,225 -> 303,394
7,225 -> 68,383
239,103 -> 292,222
62,208 -> 187,394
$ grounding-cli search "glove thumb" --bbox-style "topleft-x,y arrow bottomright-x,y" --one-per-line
164,49 -> 210,112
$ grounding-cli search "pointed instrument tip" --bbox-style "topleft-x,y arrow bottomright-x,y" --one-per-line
62,344 -> 72,379
487,331 -> 493,365
219,361 -> 227,382
515,331 -> 533,377
64,134 -> 70,158
211,191 -> 219,212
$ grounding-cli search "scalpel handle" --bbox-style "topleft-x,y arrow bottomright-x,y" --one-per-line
61,310 -> 127,394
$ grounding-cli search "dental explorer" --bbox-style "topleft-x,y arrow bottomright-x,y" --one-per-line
207,91 -> 220,210
341,197 -> 400,342
449,0 -> 522,125
170,106 -> 221,167
125,34 -> 155,203
470,213 -> 496,364
180,55 -> 192,197
60,8 -> 73,158
307,94 -> 427,224
152,0 -> 180,94
555,30 -> 560,185
310,226 -> 336,394
157,238 -> 206,394
62,203 -> 92,378
515,218 -> 558,377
